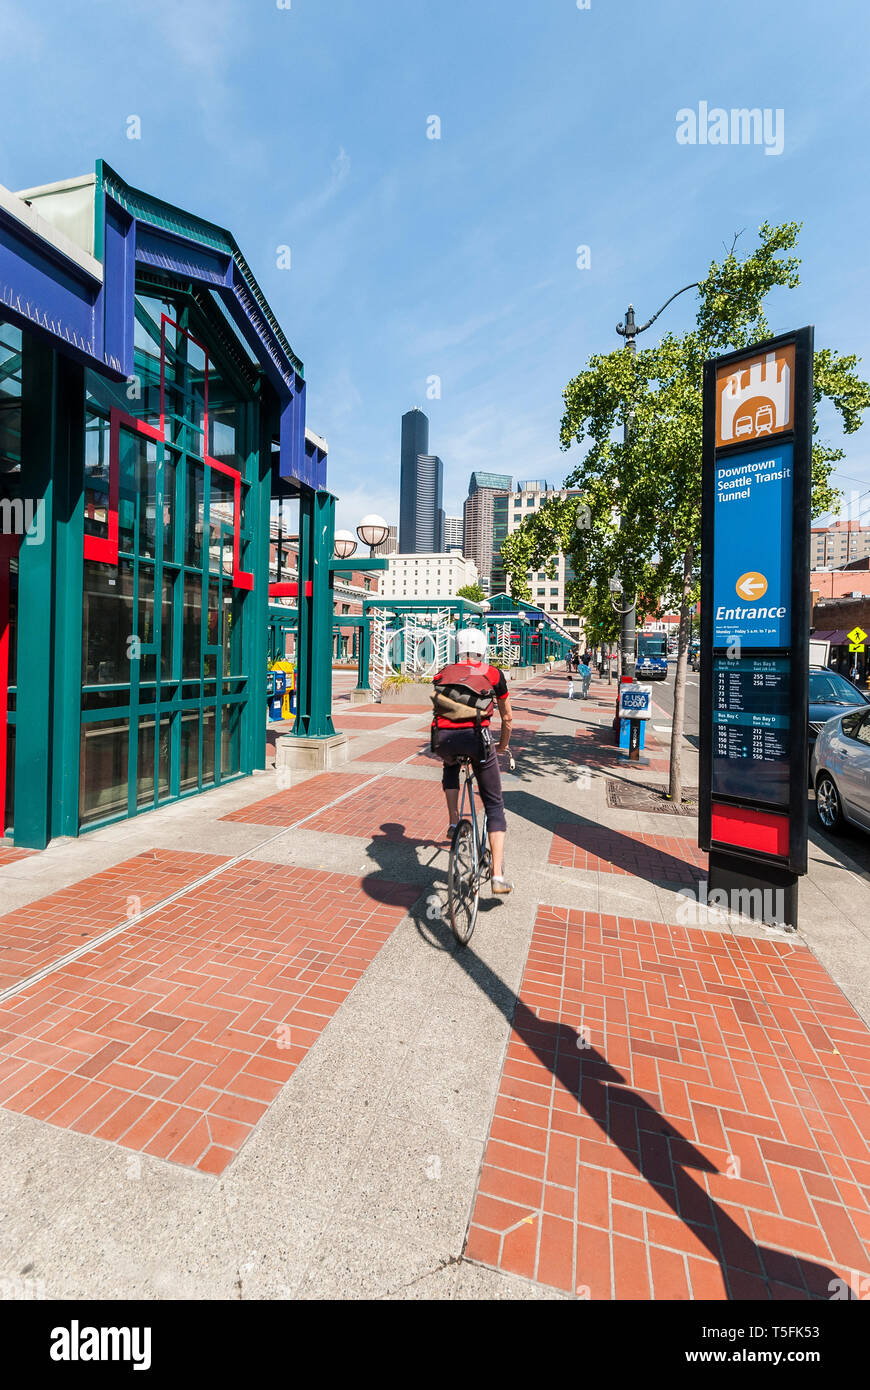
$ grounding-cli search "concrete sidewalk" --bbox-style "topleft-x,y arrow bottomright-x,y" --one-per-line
0,667 -> 868,1300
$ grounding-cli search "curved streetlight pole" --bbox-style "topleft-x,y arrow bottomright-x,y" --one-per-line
614,283 -> 699,682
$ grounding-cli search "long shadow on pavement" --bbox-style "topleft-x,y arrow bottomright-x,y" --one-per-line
502,787 -> 705,887
358,815 -> 835,1296
408,903 -> 839,1301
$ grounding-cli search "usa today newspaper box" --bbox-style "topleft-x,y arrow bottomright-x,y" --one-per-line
618,682 -> 652,759
698,328 -> 813,929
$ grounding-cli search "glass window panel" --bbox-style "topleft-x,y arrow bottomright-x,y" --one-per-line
202,709 -> 215,788
84,412 -> 111,540
138,563 -> 155,647
158,715 -> 171,800
182,575 -> 202,679
137,716 -> 157,808
187,340 -> 207,447
223,590 -> 244,676
209,475 -> 234,572
82,559 -> 134,685
0,322 -> 22,472
80,720 -> 129,825
179,712 -> 199,791
185,464 -> 204,567
221,704 -> 241,778
85,371 -> 132,417
118,427 -> 137,555
136,295 -> 174,351
210,411 -> 238,469
162,453 -> 177,563
137,436 -> 158,559
206,579 -> 220,647
161,571 -> 174,680
82,688 -> 127,712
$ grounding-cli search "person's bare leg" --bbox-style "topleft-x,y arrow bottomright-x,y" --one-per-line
488,829 -> 505,879
444,788 -> 459,831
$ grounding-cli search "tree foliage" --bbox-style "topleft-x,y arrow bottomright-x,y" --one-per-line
456,581 -> 485,603
500,222 -> 870,618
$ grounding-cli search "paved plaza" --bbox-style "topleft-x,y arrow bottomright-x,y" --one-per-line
1,668 -> 869,1299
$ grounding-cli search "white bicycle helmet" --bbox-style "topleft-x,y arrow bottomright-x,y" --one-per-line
455,627 -> 488,660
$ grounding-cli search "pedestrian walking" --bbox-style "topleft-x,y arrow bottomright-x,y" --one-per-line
579,652 -> 592,699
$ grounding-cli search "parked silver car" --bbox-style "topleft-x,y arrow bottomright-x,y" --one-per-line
811,704 -> 870,835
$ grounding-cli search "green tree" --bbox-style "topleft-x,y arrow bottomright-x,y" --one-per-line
505,222 -> 870,802
456,582 -> 485,603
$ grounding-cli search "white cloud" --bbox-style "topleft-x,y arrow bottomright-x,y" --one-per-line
287,148 -> 352,227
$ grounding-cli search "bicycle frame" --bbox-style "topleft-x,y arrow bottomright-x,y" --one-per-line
457,758 -> 488,883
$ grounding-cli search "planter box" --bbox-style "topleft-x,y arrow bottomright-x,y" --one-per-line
378,682 -> 435,705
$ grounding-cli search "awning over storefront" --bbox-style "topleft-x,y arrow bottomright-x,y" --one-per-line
812,629 -> 850,645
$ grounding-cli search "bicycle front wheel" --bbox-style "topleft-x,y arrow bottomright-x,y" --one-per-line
448,818 -> 479,946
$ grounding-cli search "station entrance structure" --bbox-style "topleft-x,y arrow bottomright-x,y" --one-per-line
485,593 -> 576,666
0,161 -> 341,848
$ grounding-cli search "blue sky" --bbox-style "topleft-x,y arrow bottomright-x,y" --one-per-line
3,0 -> 869,531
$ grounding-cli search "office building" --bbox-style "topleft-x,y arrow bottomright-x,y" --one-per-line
812,520 -> 870,568
372,525 -> 398,556
504,480 -> 584,644
490,492 -> 510,594
463,472 -> 511,588
444,515 -> 464,552
380,552 -> 479,601
398,409 -> 444,553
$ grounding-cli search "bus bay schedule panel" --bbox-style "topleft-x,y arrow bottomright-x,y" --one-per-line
712,657 -> 791,807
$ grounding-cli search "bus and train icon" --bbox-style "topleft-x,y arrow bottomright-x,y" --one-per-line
717,349 -> 792,445
734,403 -> 775,437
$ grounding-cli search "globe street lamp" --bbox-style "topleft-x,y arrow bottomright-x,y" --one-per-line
333,529 -> 358,560
357,514 -> 390,555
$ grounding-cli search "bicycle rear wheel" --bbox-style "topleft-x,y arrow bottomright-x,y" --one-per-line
448,818 -> 479,946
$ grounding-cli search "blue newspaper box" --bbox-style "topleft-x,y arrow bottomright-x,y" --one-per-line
617,683 -> 652,750
268,670 -> 287,721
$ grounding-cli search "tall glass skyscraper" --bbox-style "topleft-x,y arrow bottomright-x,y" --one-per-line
399,409 -> 444,553
463,471 -> 512,590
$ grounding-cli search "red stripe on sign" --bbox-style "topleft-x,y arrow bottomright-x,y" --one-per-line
711,803 -> 789,858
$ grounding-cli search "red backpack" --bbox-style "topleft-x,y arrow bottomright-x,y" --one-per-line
430,662 -> 497,752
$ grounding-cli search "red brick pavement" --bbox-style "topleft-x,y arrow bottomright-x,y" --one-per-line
0,855 -> 419,1174
550,825 -> 707,884
0,845 -> 37,867
305,776 -> 448,844
222,772 -> 372,827
332,713 -> 412,731
355,739 -> 439,767
0,851 -> 228,993
464,905 -> 870,1299
373,704 -> 434,714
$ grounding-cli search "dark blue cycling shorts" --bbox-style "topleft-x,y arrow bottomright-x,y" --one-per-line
437,728 -> 507,833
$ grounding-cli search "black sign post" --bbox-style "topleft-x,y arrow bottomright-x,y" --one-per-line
699,328 -> 813,930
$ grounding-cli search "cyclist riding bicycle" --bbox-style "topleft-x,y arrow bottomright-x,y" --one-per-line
431,628 -> 514,895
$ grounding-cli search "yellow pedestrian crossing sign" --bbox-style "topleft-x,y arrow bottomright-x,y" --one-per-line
847,626 -> 867,652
